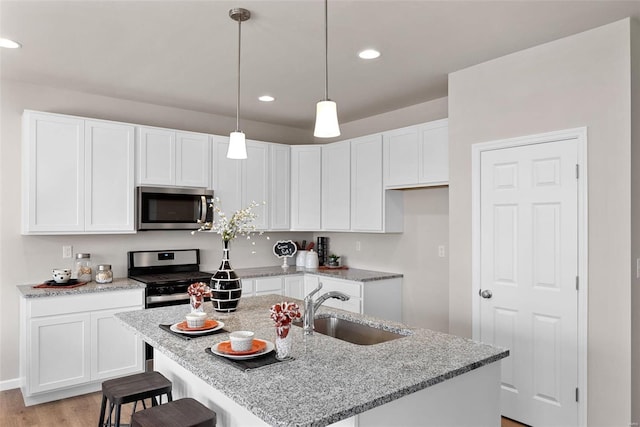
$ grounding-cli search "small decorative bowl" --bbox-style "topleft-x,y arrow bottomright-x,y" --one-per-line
229,330 -> 254,352
52,268 -> 72,284
185,312 -> 207,328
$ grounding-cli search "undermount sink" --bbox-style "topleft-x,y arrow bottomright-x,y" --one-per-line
294,315 -> 409,345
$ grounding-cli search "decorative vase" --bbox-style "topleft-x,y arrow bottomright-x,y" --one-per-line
210,240 -> 242,312
190,295 -> 205,313
275,324 -> 293,360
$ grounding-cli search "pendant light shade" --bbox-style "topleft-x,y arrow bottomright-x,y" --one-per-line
228,8 -> 250,159
314,0 -> 340,138
228,131 -> 247,159
314,100 -> 340,138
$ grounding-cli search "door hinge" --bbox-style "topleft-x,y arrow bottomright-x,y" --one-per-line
576,276 -> 579,291
576,164 -> 579,179
576,387 -> 579,402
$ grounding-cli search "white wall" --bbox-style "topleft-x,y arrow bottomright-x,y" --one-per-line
0,79 -> 450,387
631,19 -> 640,426
448,18 -> 633,425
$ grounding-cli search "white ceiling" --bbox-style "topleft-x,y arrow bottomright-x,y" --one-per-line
2,1 -> 640,131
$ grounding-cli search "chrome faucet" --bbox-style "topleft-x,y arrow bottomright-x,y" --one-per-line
303,283 -> 350,335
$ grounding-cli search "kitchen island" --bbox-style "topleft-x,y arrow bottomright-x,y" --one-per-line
115,294 -> 508,427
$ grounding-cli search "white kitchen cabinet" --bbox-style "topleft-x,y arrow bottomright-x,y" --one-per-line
20,289 -> 145,406
137,126 -> 210,188
22,111 -> 135,234
269,144 -> 291,230
241,277 -> 283,297
283,275 -> 305,300
351,134 -> 403,232
290,145 -> 322,230
85,120 -> 136,232
212,137 -> 269,230
383,119 -> 448,189
321,141 -> 351,231
303,274 -> 402,321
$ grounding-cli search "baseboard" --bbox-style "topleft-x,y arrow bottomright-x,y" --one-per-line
0,378 -> 21,391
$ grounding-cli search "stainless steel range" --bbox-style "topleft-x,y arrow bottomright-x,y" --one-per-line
127,249 -> 212,308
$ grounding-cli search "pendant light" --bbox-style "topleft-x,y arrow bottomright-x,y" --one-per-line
314,0 -> 340,138
227,8 -> 251,159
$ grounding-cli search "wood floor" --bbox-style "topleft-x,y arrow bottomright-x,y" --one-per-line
0,387 -> 529,426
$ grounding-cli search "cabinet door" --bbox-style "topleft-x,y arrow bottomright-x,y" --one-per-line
418,119 -> 448,185
269,144 -> 291,230
351,135 -> 383,232
29,313 -> 91,393
283,276 -> 305,300
321,141 -> 351,231
91,307 -> 144,381
23,112 -> 85,233
85,120 -> 135,232
243,141 -> 269,230
137,126 -> 175,185
212,136 -> 242,215
316,278 -> 362,314
241,279 -> 255,298
383,125 -> 419,187
176,131 -> 210,188
291,145 -> 322,230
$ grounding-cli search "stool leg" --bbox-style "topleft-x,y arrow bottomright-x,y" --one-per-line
114,404 -> 122,427
167,391 -> 173,402
98,395 -> 107,427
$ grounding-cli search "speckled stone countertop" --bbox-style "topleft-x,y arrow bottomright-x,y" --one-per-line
17,278 -> 145,298
230,266 -> 403,282
115,294 -> 508,427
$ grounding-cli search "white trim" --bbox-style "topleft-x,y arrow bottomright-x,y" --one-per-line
471,127 -> 588,426
0,377 -> 21,391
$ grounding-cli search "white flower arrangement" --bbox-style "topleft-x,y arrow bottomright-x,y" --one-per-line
192,197 -> 265,242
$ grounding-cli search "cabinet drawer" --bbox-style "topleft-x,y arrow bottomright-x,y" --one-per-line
316,277 -> 362,299
254,277 -> 283,294
27,289 -> 144,317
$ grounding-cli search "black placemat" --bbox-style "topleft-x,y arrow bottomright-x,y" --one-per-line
205,347 -> 292,371
159,324 -> 227,341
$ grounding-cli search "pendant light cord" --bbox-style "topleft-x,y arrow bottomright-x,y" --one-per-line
324,0 -> 329,101
236,17 -> 242,132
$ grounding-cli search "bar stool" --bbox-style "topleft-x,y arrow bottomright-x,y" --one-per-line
130,398 -> 216,427
98,371 -> 173,427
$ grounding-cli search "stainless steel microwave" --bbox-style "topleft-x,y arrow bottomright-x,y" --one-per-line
136,186 -> 214,230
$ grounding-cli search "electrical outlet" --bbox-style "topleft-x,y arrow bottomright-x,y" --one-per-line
63,245 -> 73,259
438,245 -> 446,257
355,241 -> 361,252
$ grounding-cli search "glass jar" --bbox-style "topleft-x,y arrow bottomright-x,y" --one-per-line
75,253 -> 92,282
95,264 -> 113,284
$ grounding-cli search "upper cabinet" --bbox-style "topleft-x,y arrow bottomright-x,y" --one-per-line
351,134 -> 403,233
211,137 -> 269,230
137,126 -> 210,188
269,144 -> 291,230
22,111 -> 135,235
321,141 -> 351,231
290,145 -> 322,231
383,118 -> 448,189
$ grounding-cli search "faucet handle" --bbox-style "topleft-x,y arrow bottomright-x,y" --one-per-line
304,282 -> 323,301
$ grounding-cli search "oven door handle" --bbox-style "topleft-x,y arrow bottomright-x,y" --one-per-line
147,293 -> 190,304
199,196 -> 208,224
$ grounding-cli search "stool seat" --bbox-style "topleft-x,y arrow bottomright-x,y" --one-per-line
130,398 -> 216,427
99,371 -> 173,427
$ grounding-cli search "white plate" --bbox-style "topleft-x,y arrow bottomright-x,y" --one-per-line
210,339 -> 274,360
170,320 -> 225,335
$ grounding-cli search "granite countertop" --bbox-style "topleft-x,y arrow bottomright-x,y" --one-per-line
17,278 -> 146,298
232,266 -> 403,282
115,294 -> 508,427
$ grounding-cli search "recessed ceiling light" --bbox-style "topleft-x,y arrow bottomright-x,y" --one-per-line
358,49 -> 380,60
0,38 -> 21,49
258,95 -> 275,102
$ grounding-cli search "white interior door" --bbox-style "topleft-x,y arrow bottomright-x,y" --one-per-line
479,139 -> 579,426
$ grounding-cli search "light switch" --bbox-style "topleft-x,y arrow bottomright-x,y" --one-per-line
438,245 -> 446,257
63,245 -> 73,259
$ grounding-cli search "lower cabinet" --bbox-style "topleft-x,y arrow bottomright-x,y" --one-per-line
241,277 -> 284,298
20,289 -> 145,406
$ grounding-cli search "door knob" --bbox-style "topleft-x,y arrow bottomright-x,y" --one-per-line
480,289 -> 493,299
